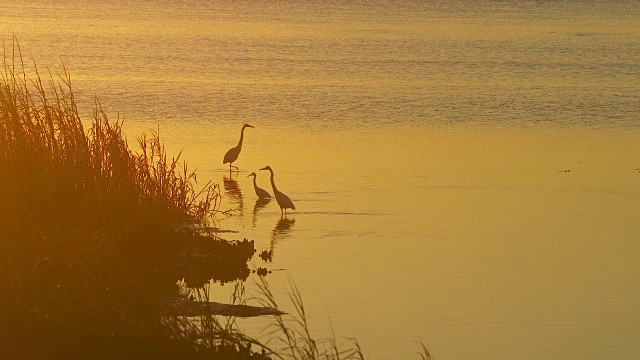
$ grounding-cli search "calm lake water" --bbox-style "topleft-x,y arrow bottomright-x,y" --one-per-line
3,0 -> 640,358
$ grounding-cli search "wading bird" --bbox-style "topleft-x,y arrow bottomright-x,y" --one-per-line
247,172 -> 271,199
223,124 -> 254,172
260,166 -> 295,217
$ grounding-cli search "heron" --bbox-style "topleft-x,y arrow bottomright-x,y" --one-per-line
247,172 -> 271,199
223,123 -> 254,172
260,166 -> 295,217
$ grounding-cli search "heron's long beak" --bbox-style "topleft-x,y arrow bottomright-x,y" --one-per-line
246,124 -> 255,128
259,167 -> 267,171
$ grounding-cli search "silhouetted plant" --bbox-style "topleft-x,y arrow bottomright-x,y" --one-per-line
0,40 -> 219,233
252,276 -> 370,360
0,38 -> 254,358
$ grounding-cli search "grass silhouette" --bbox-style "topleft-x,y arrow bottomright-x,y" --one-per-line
0,38 -> 259,358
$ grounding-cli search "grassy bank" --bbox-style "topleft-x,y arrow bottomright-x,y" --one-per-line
0,40 -> 264,357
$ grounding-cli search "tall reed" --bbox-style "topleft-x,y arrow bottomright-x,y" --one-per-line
0,39 -> 219,233
252,276 -> 367,360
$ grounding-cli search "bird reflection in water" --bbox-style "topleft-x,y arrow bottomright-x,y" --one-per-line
222,175 -> 244,215
252,197 -> 271,227
269,217 -> 295,253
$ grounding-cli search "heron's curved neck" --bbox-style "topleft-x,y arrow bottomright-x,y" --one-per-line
237,127 -> 247,148
252,176 -> 258,189
268,170 -> 278,193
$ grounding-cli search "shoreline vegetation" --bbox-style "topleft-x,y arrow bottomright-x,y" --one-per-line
0,41 -> 430,359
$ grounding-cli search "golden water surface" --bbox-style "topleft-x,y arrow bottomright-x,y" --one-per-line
2,0 -> 640,358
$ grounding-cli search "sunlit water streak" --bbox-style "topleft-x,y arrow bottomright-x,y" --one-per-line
3,0 -> 640,359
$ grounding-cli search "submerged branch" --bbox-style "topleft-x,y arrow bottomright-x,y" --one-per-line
160,296 -> 285,317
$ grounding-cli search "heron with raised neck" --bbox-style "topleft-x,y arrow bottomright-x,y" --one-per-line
259,166 -> 295,217
223,123 -> 254,172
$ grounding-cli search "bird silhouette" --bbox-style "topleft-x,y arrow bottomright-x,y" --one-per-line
223,124 -> 254,172
247,172 -> 271,199
260,166 -> 295,217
